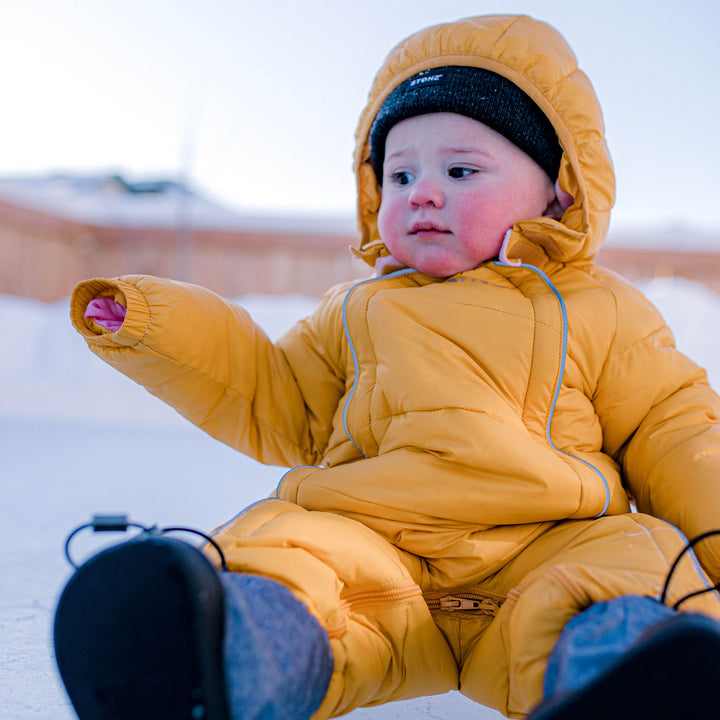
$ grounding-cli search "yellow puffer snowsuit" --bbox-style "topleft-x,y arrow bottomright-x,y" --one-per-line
70,15 -> 720,719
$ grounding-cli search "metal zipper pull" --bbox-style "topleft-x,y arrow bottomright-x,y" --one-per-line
428,595 -> 501,615
425,591 -> 504,615
437,595 -> 500,612
440,596 -> 481,611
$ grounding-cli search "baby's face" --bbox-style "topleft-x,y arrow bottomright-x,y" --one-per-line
377,112 -> 556,278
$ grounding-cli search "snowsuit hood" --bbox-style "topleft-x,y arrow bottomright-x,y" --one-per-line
352,14 -> 614,268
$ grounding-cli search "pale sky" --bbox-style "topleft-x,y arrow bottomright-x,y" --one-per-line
2,0 -> 718,232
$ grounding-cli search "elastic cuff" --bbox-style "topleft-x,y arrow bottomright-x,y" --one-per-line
70,278 -> 151,348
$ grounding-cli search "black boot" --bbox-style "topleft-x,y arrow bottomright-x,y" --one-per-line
54,532 -> 229,720
528,611 -> 720,720
530,531 -> 720,720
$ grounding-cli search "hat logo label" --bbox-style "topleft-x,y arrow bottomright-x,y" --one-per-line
409,73 -> 444,88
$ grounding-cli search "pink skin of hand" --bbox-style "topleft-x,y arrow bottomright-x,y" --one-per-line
85,298 -> 127,331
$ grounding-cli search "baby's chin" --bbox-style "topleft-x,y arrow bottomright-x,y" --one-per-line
409,242 -> 507,278
414,262 -> 477,278
412,254 -> 491,278
378,245 -> 500,278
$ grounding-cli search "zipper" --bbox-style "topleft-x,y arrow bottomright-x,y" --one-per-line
327,586 -> 502,637
425,591 -> 504,617
340,585 -> 424,611
340,587 -> 504,616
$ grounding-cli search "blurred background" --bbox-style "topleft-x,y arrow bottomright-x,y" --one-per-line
1,0 -> 719,301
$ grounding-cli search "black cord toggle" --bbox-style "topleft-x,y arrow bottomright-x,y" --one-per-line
63,515 -> 228,572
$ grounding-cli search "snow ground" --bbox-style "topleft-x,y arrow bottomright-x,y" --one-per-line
3,276 -> 720,720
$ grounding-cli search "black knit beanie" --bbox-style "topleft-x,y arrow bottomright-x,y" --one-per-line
369,66 -> 562,183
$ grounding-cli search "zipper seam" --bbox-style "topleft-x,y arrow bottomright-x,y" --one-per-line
492,259 -> 611,517
339,584 -> 424,611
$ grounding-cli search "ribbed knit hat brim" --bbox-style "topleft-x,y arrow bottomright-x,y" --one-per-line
370,66 -> 562,182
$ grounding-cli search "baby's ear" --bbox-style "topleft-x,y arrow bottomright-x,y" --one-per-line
543,180 -> 574,220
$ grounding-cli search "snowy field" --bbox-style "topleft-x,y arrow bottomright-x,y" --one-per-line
3,275 -> 720,720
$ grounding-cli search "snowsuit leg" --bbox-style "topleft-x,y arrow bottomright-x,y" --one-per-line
210,500 -> 459,719
453,513 -> 720,718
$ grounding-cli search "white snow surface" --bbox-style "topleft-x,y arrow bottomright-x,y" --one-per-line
3,276 -> 720,719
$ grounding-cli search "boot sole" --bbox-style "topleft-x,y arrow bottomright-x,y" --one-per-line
54,536 -> 229,720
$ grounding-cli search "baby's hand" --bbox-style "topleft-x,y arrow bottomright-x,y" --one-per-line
85,297 -> 127,331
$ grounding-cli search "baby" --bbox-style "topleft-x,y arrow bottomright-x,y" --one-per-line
55,14 -> 720,720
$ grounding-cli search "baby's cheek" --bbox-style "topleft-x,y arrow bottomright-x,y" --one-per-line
377,201 -> 399,248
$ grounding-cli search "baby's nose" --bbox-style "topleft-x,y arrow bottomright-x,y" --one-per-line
408,177 -> 445,208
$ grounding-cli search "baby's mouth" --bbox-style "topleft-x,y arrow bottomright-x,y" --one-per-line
410,222 -> 450,234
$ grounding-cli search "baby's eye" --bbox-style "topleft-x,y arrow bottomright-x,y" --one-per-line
389,170 -> 414,186
448,166 -> 477,179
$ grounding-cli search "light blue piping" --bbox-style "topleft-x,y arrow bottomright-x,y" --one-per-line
205,260 -> 616,555
493,259 -> 612,517
206,499 -> 269,541
341,268 -> 417,457
205,267 -> 416,549
203,465 -> 319,548
273,464 -> 319,499
204,269 -> 418,553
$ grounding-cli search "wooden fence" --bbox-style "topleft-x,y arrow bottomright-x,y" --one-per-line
0,199 -> 369,301
2,196 -> 719,302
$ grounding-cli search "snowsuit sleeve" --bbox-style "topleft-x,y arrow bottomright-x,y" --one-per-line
592,280 -> 720,581
70,275 -> 347,469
